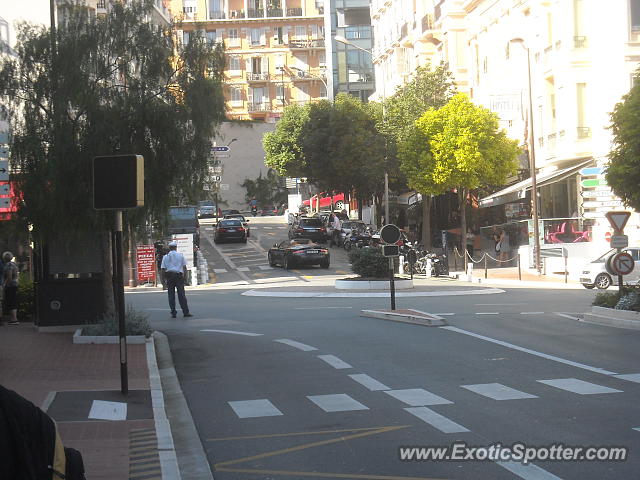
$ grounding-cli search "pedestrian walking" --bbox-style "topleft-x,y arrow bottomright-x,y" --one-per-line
331,213 -> 342,247
160,241 -> 192,318
2,252 -> 19,325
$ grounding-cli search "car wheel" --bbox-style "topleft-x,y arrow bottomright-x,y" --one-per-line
582,284 -> 595,289
595,273 -> 612,289
268,253 -> 276,267
320,259 -> 330,269
335,200 -> 344,210
283,255 -> 291,270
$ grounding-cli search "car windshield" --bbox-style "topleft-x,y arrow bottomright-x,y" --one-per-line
219,220 -> 241,227
300,219 -> 322,227
199,201 -> 214,207
592,249 -> 615,263
225,215 -> 245,221
169,207 -> 197,219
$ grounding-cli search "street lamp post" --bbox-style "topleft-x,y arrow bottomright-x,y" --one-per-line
510,38 -> 541,274
334,35 -> 389,225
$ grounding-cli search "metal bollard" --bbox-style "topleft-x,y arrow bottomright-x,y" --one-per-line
484,255 -> 488,279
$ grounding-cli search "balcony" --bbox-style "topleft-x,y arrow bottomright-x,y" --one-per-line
247,72 -> 270,81
96,0 -> 106,9
574,36 -> 588,48
209,10 -> 225,19
288,39 -> 325,49
229,9 -> 245,18
248,102 -> 269,112
267,8 -> 283,17
287,7 -> 302,16
422,14 -> 434,32
577,127 -> 591,139
247,8 -> 264,17
400,23 -> 408,40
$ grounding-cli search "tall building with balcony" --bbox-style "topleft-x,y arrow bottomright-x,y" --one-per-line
324,0 -> 374,101
172,0 -> 327,121
55,0 -> 172,26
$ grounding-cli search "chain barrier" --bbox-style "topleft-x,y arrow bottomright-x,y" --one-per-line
452,246 -> 522,281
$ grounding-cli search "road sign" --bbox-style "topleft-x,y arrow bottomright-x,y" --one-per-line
610,235 -> 629,249
212,154 -> 230,158
220,184 -> 229,191
0,197 -> 10,208
581,179 -> 607,187
211,175 -> 221,182
605,211 -> 631,232
211,146 -> 230,152
611,252 -> 635,276
0,160 -> 8,182
580,166 -> 604,176
382,244 -> 400,257
0,183 -> 9,195
380,224 -> 401,244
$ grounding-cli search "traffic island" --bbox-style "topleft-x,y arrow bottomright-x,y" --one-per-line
335,277 -> 414,290
580,306 -> 640,330
360,308 -> 446,327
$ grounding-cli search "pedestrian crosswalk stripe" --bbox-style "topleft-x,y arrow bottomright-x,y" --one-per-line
213,268 -> 228,273
318,354 -> 353,370
497,460 -> 562,480
405,407 -> 469,433
307,394 -> 369,412
229,399 -> 283,418
274,338 -> 317,351
385,388 -> 452,406
349,374 -> 390,391
462,383 -> 538,400
237,267 -> 250,272
258,265 -> 274,270
537,378 -> 623,395
614,373 -> 640,383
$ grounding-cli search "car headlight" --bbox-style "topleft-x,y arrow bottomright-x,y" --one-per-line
582,270 -> 590,274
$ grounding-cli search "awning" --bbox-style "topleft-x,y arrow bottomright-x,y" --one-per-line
398,191 -> 422,205
479,159 -> 594,208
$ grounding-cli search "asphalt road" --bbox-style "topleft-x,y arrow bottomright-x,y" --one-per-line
126,217 -> 640,480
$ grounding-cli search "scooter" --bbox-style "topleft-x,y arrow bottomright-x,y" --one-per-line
251,205 -> 258,217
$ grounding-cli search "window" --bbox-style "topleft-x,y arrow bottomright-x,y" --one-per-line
274,26 -> 285,44
345,26 -> 371,40
576,83 -> 589,137
252,57 -> 262,74
228,28 -> 238,39
346,50 -> 372,69
295,26 -> 306,39
631,0 -> 640,31
320,84 -> 327,98
230,86 -> 242,103
182,31 -> 190,45
250,28 -> 261,46
276,84 -> 285,103
228,56 -> 241,71
206,30 -> 217,44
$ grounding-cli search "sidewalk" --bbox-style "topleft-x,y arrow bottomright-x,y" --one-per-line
0,322 -> 160,479
449,266 -> 583,289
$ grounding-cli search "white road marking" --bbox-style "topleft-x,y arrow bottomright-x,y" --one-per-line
633,427 -> 640,432
307,394 -> 368,412
497,461 -> 562,480
434,313 -> 455,316
258,265 -> 274,270
441,326 -> 618,375
554,313 -> 582,321
462,383 -> 538,400
521,312 -> 545,315
385,388 -> 452,406
236,267 -> 250,272
88,400 -> 127,421
537,378 -> 622,395
263,226 -> 273,229
274,338 -> 318,351
201,329 -> 263,336
228,399 -> 283,418
405,407 -> 469,433
614,373 -> 640,383
295,306 -> 353,310
243,288 -> 506,298
476,312 -> 499,315
349,374 -> 390,391
318,354 -> 353,369
475,303 -> 528,306
213,269 -> 228,274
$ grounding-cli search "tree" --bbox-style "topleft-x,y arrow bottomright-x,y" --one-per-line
386,63 -> 457,246
240,169 -> 287,208
0,0 -> 225,312
409,93 -> 520,265
607,73 -> 640,211
263,103 -> 309,178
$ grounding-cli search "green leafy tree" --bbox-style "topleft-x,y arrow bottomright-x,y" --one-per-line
0,0 -> 225,311
386,63 -> 457,246
240,169 -> 287,208
263,103 -> 309,177
607,74 -> 640,211
409,94 -> 520,264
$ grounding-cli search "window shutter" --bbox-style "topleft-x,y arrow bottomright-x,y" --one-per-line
273,27 -> 279,43
261,28 -> 266,45
248,88 -> 254,105
283,26 -> 289,43
261,56 -> 269,75
263,87 -> 270,105
246,57 -> 252,73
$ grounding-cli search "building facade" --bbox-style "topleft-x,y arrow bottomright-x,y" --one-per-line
171,0 -> 327,121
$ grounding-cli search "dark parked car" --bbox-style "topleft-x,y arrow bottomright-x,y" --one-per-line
223,214 -> 250,237
288,217 -> 327,243
220,209 -> 240,217
214,219 -> 247,243
268,239 -> 330,269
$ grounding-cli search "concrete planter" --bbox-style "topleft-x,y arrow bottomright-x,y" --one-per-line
335,278 -> 414,290
73,328 -> 148,344
581,306 -> 640,330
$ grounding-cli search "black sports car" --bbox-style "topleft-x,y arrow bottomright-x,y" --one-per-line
268,239 -> 330,269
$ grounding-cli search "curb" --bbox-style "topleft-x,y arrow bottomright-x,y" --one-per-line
360,309 -> 447,327
449,272 -> 583,289
153,332 -> 214,480
579,306 -> 640,330
146,334 -> 182,480
335,278 -> 414,290
73,329 -> 146,344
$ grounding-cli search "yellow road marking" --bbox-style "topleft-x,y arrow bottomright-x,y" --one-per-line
335,270 -> 348,274
215,467 -> 447,480
303,275 -> 313,279
214,425 -> 408,468
207,425 -> 402,442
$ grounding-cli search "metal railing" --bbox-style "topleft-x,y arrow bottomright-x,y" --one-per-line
422,14 -> 434,31
208,10 -> 225,19
267,8 -> 283,17
574,36 -> 587,48
287,7 -> 302,16
247,102 -> 269,112
247,8 -> 264,17
247,72 -> 270,81
577,126 -> 591,138
229,9 -> 244,18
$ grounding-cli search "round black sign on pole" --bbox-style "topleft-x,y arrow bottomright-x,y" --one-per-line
380,224 -> 401,244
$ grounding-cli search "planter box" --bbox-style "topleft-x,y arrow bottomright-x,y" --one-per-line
73,328 -> 148,344
581,306 -> 640,330
335,278 -> 414,290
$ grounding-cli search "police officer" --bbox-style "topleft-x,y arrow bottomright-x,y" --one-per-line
160,241 -> 192,318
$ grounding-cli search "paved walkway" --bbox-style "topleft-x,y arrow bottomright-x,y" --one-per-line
0,323 -> 156,480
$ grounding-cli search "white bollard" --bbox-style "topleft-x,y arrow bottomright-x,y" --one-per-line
425,258 -> 432,278
399,256 -> 405,275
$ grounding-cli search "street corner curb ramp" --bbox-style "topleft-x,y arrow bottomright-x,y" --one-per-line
360,308 -> 447,327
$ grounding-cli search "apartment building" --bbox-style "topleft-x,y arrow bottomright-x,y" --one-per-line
371,0 -> 640,253
55,0 -> 172,26
172,0 -> 327,121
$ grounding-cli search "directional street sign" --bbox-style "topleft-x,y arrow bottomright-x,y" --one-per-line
212,154 -> 230,158
211,175 -> 221,182
0,160 -> 8,182
211,146 -> 230,152
605,211 -> 631,233
0,197 -> 10,208
610,235 -> 629,249
581,179 -> 607,187
220,184 -> 229,191
0,183 -> 9,195
611,252 -> 635,276
580,166 -> 604,176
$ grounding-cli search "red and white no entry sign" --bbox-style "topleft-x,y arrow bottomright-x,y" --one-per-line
611,252 -> 635,276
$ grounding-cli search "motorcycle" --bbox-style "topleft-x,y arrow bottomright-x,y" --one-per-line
403,250 -> 448,277
251,205 -> 258,217
343,228 -> 373,251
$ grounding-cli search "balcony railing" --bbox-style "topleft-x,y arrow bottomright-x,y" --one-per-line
96,0 -> 106,9
247,8 -> 264,17
248,102 -> 269,112
247,72 -> 270,81
287,7 -> 302,16
574,36 -> 587,48
577,127 -> 591,138
209,10 -> 225,19
422,14 -> 434,31
288,39 -> 325,49
229,9 -> 244,18
267,8 -> 283,17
